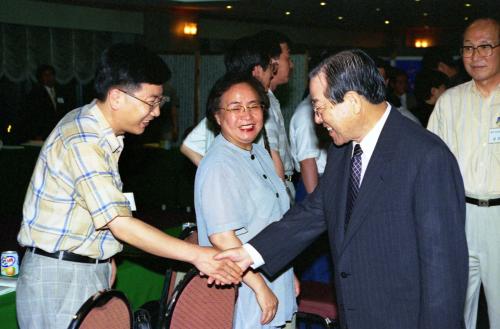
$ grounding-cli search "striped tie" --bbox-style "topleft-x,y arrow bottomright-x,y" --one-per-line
345,144 -> 363,231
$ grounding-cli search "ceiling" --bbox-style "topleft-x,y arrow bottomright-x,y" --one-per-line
44,0 -> 499,32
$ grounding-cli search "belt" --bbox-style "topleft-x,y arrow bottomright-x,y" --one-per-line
465,197 -> 500,207
28,247 -> 110,264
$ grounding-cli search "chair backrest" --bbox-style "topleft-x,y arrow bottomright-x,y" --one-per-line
67,289 -> 132,329
167,226 -> 198,298
157,226 -> 199,329
164,268 -> 237,329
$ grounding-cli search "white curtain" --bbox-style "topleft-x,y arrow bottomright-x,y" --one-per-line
0,23 -> 112,84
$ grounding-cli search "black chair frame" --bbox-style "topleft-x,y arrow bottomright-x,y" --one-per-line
67,289 -> 133,329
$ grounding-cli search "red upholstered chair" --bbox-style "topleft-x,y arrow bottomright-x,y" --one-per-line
164,268 -> 237,329
296,281 -> 339,329
67,289 -> 132,329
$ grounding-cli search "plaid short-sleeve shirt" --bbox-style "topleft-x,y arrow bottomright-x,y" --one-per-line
18,100 -> 132,259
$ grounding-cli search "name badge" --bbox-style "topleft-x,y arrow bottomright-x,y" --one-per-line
489,128 -> 500,144
124,192 -> 137,211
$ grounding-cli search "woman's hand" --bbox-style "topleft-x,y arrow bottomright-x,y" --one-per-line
255,284 -> 278,324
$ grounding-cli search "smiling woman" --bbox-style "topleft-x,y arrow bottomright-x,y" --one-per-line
195,72 -> 298,328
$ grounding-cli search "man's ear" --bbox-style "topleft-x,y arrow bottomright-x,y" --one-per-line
344,91 -> 362,114
108,88 -> 123,111
252,65 -> 263,79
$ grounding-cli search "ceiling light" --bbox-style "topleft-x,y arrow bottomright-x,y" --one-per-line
285,11 -> 291,15
183,23 -> 197,35
464,3 -> 471,7
464,16 -> 469,20
423,12 -> 428,16
384,20 -> 390,25
320,2 -> 326,6
375,7 -> 381,11
226,5 -> 232,9
338,16 -> 343,20
415,0 -> 421,2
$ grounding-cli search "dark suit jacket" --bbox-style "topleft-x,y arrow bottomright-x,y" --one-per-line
26,84 -> 66,140
251,109 -> 468,329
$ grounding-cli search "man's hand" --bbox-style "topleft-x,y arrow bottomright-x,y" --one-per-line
193,246 -> 243,285
214,246 -> 254,272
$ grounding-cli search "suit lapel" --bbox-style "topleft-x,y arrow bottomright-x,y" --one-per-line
340,110 -> 399,253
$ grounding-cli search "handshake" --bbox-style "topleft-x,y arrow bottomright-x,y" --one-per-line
194,246 -> 254,285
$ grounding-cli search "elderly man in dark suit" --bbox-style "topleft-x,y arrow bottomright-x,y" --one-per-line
216,49 -> 468,329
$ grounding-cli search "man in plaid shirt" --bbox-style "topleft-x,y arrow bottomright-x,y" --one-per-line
16,43 -> 242,329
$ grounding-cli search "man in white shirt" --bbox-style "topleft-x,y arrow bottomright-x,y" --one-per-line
427,17 -> 500,329
254,30 -> 296,200
216,49 -> 468,329
289,95 -> 328,199
180,35 -> 277,166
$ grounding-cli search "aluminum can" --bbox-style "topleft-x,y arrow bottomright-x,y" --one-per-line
1,251 -> 19,276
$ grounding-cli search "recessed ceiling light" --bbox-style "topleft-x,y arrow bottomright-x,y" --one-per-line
464,3 -> 471,7
285,11 -> 291,15
384,20 -> 390,25
226,5 -> 232,9
320,2 -> 326,6
415,0 -> 421,2
423,12 -> 428,16
464,16 -> 469,20
338,16 -> 343,20
375,7 -> 381,12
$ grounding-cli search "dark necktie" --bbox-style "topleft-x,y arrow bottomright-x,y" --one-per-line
345,144 -> 363,231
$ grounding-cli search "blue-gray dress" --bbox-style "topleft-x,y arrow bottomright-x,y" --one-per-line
195,134 -> 297,329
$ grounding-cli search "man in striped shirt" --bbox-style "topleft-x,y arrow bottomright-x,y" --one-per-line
16,43 -> 242,329
428,17 -> 500,329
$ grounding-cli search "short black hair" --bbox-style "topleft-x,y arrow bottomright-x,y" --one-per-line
414,69 -> 449,102
422,48 -> 457,70
36,64 -> 55,82
94,43 -> 169,101
309,49 -> 386,104
224,36 -> 272,74
253,30 -> 292,59
372,56 -> 389,71
206,73 -> 270,130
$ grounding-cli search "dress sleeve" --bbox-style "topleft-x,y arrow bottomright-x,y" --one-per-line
197,161 -> 248,236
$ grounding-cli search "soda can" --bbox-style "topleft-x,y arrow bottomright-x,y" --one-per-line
1,251 -> 19,277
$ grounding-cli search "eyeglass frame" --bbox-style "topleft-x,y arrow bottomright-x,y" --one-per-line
117,88 -> 167,112
460,43 -> 499,58
217,102 -> 266,115
312,99 -> 336,117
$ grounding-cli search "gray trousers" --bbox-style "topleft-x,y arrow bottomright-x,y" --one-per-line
16,251 -> 111,329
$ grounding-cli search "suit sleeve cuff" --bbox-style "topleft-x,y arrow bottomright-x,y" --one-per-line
242,243 -> 265,269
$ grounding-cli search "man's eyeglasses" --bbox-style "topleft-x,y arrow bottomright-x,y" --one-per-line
118,89 -> 167,111
312,102 -> 334,117
460,44 -> 499,58
218,102 -> 265,115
